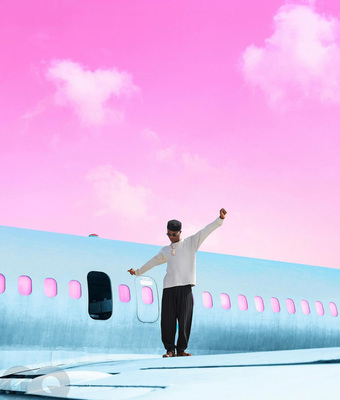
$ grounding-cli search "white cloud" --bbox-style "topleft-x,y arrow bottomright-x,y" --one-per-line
242,4 -> 340,105
46,60 -> 138,125
86,166 -> 150,219
182,152 -> 217,173
156,146 -> 176,161
141,128 -> 160,143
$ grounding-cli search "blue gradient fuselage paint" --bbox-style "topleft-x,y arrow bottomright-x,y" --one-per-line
0,225 -> 340,369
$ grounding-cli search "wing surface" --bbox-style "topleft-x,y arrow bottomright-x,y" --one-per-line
1,348 -> 340,399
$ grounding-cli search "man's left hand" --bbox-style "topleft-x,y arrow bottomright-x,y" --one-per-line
220,208 -> 227,219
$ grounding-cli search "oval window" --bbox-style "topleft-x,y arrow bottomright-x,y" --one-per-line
301,300 -> 310,315
69,280 -> 82,299
271,297 -> 280,313
119,284 -> 131,303
0,274 -> 5,294
18,276 -> 32,296
255,296 -> 264,312
286,298 -> 296,314
220,293 -> 231,310
238,295 -> 248,311
329,302 -> 338,317
202,291 -> 213,308
142,286 -> 153,305
44,278 -> 57,298
315,301 -> 324,316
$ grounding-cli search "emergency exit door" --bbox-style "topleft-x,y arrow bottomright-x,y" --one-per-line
135,276 -> 159,323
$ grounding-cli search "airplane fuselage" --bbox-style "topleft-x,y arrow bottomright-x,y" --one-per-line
1,225 -> 340,369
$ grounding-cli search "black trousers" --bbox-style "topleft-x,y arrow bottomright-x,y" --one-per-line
161,285 -> 193,352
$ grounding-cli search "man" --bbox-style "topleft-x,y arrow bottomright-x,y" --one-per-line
128,208 -> 227,358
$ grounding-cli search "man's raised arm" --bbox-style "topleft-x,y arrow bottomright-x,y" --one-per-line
190,208 -> 227,251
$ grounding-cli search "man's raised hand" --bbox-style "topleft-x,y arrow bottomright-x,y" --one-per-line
220,208 -> 227,219
128,268 -> 136,275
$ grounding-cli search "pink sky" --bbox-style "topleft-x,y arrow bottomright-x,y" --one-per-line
1,0 -> 340,268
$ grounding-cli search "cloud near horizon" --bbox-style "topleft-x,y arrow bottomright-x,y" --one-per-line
86,166 -> 151,220
242,4 -> 340,106
46,60 -> 138,125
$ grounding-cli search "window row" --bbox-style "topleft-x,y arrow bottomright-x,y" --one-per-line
0,274 -> 338,317
0,274 -> 81,299
202,291 -> 338,317
0,274 -> 138,304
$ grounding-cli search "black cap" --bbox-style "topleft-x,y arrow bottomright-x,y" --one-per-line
167,219 -> 182,231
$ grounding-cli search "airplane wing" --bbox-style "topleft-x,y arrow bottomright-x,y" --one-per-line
1,347 -> 340,399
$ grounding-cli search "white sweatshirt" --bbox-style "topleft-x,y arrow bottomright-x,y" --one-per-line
135,217 -> 224,288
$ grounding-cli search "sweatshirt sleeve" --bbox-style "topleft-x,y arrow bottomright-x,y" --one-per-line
135,250 -> 168,276
190,217 -> 224,251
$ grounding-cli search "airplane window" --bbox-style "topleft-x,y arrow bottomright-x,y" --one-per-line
18,276 -> 32,296
286,298 -> 296,314
87,272 -> 112,320
202,291 -> 213,308
301,300 -> 310,315
271,297 -> 280,313
238,295 -> 248,311
141,286 -> 154,305
255,296 -> 264,312
220,293 -> 231,310
329,302 -> 338,317
44,278 -> 57,298
315,301 -> 324,316
119,284 -> 131,303
69,280 -> 82,300
0,274 -> 5,294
